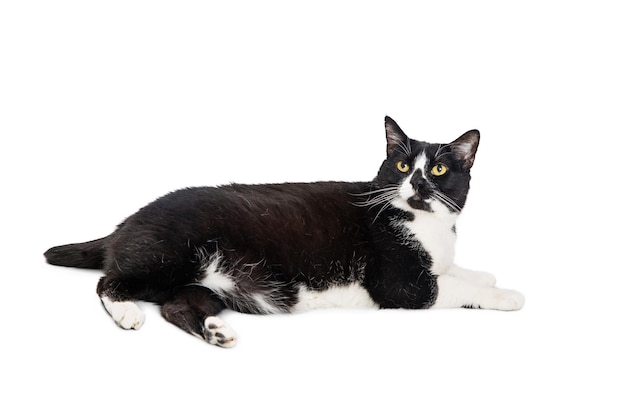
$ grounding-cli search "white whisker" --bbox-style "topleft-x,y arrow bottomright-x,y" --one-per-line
350,186 -> 398,197
435,143 -> 452,158
351,185 -> 399,221
390,138 -> 411,157
433,190 -> 461,212
352,190 -> 398,208
373,200 -> 394,223
434,151 -> 453,160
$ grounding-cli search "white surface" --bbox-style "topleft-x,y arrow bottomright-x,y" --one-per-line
2,1 -> 625,416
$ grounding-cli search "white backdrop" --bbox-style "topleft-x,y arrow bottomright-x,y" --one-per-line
2,1 -> 624,416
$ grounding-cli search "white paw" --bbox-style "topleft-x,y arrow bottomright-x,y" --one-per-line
203,316 -> 237,348
101,297 -> 145,330
486,289 -> 525,311
447,266 -> 497,287
468,271 -> 497,287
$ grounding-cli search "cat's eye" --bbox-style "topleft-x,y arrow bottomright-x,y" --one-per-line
431,163 -> 448,176
396,161 -> 410,173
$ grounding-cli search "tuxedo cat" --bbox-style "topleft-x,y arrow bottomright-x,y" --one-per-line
45,117 -> 524,348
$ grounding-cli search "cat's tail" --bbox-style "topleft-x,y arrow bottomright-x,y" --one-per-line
44,236 -> 108,269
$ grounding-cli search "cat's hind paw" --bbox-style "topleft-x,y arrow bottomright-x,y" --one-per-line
101,297 -> 146,330
203,316 -> 237,348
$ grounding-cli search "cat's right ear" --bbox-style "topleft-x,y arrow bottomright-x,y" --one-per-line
385,116 -> 409,156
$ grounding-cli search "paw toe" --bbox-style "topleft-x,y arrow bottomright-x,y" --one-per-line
493,289 -> 525,311
479,272 -> 497,287
203,316 -> 237,348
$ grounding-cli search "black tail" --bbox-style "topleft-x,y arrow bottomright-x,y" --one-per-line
44,236 -> 109,269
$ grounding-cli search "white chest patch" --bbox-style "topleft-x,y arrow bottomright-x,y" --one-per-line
399,209 -> 458,276
292,283 -> 378,312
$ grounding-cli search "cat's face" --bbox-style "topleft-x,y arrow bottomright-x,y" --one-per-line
373,117 -> 479,217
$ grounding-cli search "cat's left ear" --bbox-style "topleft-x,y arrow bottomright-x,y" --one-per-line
450,130 -> 480,170
385,116 -> 410,156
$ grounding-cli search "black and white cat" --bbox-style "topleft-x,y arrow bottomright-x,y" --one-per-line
45,117 -> 524,348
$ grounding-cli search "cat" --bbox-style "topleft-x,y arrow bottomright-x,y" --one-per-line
44,116 -> 524,348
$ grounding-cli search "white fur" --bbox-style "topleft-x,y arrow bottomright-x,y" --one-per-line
389,152 -> 524,310
446,264 -> 497,287
398,180 -> 416,202
198,253 -> 288,314
203,316 -> 237,348
398,151 -> 428,201
393,206 -> 458,276
101,296 -> 145,330
433,275 -> 524,310
200,255 -> 235,295
292,283 -> 378,312
392,151 -> 459,275
413,152 -> 428,175
199,255 -> 235,295
253,294 -> 283,314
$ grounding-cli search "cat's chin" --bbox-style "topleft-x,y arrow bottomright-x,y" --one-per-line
407,196 -> 433,212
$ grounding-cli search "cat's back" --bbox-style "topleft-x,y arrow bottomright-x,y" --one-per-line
121,181 -> 372,242
217,181 -> 370,217
139,181 -> 369,214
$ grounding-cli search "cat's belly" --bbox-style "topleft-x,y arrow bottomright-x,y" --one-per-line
291,283 -> 378,312
199,252 -> 378,314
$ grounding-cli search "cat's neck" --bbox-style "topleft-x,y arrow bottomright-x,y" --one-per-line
391,206 -> 458,276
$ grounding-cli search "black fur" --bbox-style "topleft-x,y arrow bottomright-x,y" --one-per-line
45,237 -> 107,269
44,117 -> 479,345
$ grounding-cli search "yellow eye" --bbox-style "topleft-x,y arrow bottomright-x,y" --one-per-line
431,163 -> 448,176
396,161 -> 410,173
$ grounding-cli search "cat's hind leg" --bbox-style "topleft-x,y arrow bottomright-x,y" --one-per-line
433,274 -> 524,311
96,234 -> 204,330
101,296 -> 145,330
97,275 -> 147,330
160,286 -> 237,348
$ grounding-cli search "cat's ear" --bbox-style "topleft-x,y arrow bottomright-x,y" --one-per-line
450,130 -> 480,170
385,116 -> 409,156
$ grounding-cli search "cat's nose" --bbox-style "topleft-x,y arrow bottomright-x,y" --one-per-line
410,170 -> 431,197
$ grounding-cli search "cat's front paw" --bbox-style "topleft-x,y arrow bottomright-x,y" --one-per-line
203,316 -> 237,348
487,289 -> 525,311
447,265 -> 497,287
469,271 -> 497,287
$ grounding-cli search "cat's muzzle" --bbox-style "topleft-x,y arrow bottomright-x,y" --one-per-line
407,193 -> 432,211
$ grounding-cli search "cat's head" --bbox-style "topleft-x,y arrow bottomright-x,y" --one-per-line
370,116 -> 479,218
